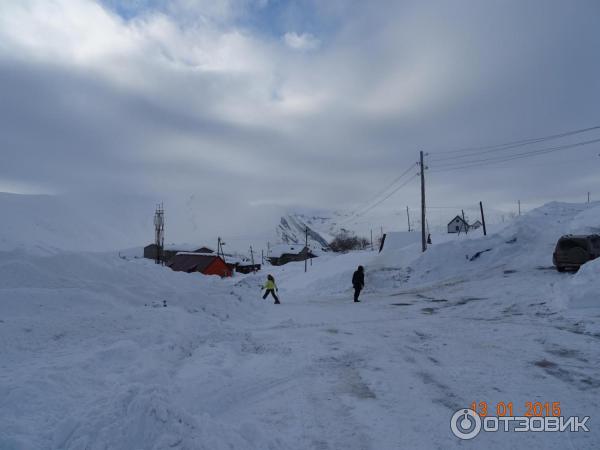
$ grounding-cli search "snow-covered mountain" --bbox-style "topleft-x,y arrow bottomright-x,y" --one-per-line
276,210 -> 355,251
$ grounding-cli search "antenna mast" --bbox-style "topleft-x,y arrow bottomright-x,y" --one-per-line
154,203 -> 165,264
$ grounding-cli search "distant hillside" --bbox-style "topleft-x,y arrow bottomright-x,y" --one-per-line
276,210 -> 356,251
0,193 -> 153,254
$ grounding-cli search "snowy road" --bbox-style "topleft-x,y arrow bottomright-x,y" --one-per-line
171,271 -> 599,450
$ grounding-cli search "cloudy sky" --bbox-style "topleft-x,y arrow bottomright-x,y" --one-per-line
1,0 -> 600,238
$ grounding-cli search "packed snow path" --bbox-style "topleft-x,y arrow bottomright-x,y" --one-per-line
176,272 -> 599,450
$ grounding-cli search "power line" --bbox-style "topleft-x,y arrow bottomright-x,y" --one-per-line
429,137 -> 600,173
342,174 -> 419,222
428,124 -> 600,161
349,163 -> 417,215
339,163 -> 418,224
423,205 -> 481,210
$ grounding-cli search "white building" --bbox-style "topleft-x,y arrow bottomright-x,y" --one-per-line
470,220 -> 483,230
447,215 -> 469,234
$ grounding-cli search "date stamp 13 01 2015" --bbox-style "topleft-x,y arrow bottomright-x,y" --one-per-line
450,402 -> 590,440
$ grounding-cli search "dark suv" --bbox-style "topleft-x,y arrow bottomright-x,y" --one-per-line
553,234 -> 600,272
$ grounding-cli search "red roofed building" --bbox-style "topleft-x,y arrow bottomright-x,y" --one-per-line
167,253 -> 232,277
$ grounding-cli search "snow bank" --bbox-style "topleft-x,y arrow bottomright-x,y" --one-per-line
370,202 -> 600,287
381,231 -> 421,251
0,246 -> 271,449
555,257 -> 600,309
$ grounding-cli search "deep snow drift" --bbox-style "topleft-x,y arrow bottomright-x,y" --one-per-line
0,251 -> 280,449
1,199 -> 599,449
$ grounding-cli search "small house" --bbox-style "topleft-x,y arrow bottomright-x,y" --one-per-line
447,216 -> 469,234
268,245 -> 316,266
167,252 -> 232,277
470,220 -> 483,230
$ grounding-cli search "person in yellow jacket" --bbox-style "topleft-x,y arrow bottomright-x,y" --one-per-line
262,274 -> 280,304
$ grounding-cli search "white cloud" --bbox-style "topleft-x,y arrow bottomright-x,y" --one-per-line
283,32 -> 320,51
1,0 -> 599,237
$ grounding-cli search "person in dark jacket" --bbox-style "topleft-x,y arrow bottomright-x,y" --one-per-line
352,266 -> 365,302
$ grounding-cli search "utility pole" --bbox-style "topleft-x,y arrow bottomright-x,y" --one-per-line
479,201 -> 487,236
250,246 -> 255,272
261,249 -> 264,265
419,151 -> 427,252
588,192 -> 591,203
370,229 -> 374,251
406,206 -> 411,232
462,209 -> 468,234
217,237 -> 226,259
304,226 -> 308,273
518,200 -> 521,216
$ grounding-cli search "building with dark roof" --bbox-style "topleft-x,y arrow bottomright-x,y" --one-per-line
267,245 -> 316,266
167,253 -> 232,277
144,244 -> 214,263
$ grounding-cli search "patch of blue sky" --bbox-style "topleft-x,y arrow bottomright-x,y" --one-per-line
98,0 -> 340,45
99,0 -> 158,20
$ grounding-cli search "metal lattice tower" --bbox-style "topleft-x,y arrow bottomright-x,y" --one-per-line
154,203 -> 165,264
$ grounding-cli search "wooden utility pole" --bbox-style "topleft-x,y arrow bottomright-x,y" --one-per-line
462,209 -> 468,234
406,206 -> 411,232
420,151 -> 427,252
304,226 -> 308,273
250,246 -> 255,272
518,200 -> 521,216
370,229 -> 374,251
261,249 -> 264,265
588,192 -> 591,203
218,238 -> 226,259
479,201 -> 487,236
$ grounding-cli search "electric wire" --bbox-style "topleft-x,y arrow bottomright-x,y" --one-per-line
342,174 -> 419,223
429,137 -> 600,173
338,163 -> 418,224
350,163 -> 417,214
427,124 -> 600,162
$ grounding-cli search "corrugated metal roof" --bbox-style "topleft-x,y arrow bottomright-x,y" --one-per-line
167,253 -> 220,273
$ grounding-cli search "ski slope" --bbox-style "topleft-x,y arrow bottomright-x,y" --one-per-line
1,200 -> 599,449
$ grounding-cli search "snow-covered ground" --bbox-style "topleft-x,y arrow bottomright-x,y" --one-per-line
1,200 -> 599,449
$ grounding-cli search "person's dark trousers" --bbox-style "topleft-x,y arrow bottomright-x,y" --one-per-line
263,289 -> 280,304
353,286 -> 362,302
